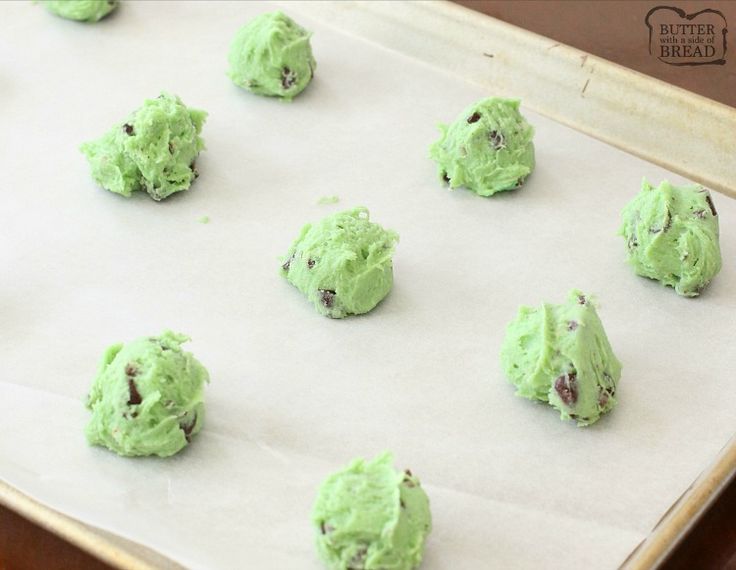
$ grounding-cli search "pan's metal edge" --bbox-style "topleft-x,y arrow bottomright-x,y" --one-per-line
621,435 -> 736,569
292,0 -> 735,198
0,480 -> 178,570
288,0 -> 736,565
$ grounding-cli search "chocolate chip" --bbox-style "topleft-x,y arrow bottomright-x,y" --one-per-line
693,209 -> 706,219
602,380 -> 616,399
320,521 -> 335,535
705,194 -> 718,217
514,177 -> 525,188
123,123 -> 134,135
124,363 -> 138,377
319,289 -> 336,308
567,320 -> 578,331
282,254 -> 294,272
488,130 -> 505,149
281,67 -> 297,90
554,371 -> 578,406
403,469 -> 416,487
153,338 -> 170,351
467,112 -> 481,123
663,208 -> 672,232
127,379 -> 142,405
577,294 -> 586,305
180,413 -> 197,442
348,546 -> 368,570
168,142 -> 174,154
400,499 -> 406,509
307,259 -> 315,269
598,390 -> 609,407
651,207 -> 672,233
627,235 -> 638,250
442,172 -> 450,184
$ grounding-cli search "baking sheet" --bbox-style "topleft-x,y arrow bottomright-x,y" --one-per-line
1,1 -> 735,568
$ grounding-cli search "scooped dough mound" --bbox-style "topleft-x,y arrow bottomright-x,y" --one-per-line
500,290 -> 621,426
85,331 -> 209,457
429,97 -> 535,196
312,453 -> 432,570
280,207 -> 399,318
619,179 -> 721,296
80,92 -> 207,201
43,0 -> 117,22
228,11 -> 316,100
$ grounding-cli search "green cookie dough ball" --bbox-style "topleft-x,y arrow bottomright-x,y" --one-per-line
85,331 -> 209,457
80,92 -> 207,201
619,179 -> 721,297
429,97 -> 535,196
312,453 -> 432,570
280,207 -> 399,319
227,11 -> 316,100
500,290 -> 621,426
43,0 -> 117,22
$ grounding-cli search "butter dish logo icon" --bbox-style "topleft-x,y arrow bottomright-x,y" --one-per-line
646,6 -> 727,66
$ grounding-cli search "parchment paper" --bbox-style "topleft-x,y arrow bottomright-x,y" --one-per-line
1,1 -> 734,568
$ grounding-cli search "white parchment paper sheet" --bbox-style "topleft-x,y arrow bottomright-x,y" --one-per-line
1,1 -> 734,568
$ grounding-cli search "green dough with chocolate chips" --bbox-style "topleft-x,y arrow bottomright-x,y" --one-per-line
429,97 -> 535,196
80,93 -> 207,201
500,290 -> 622,426
619,179 -> 722,297
312,453 -> 432,570
280,207 -> 399,318
228,11 -> 316,100
43,0 -> 117,22
85,331 -> 209,457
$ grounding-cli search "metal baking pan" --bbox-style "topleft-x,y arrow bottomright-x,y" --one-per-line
1,1 -> 734,567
